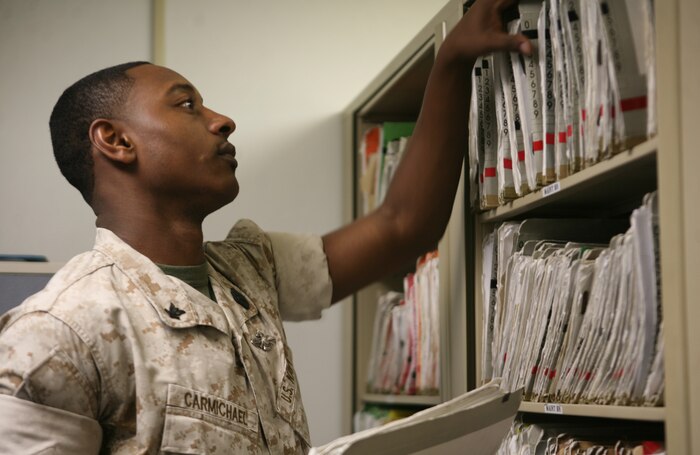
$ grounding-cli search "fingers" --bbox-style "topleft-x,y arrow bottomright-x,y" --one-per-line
489,32 -> 532,56
513,33 -> 533,56
494,0 -> 518,13
469,0 -> 518,15
454,0 -> 531,61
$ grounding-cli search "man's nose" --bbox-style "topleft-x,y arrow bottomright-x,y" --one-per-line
208,109 -> 236,137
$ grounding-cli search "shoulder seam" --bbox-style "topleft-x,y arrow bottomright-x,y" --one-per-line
42,260 -> 119,415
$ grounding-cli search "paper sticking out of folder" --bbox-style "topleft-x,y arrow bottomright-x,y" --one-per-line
312,380 -> 522,455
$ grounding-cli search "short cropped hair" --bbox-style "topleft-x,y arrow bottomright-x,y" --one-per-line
49,61 -> 150,203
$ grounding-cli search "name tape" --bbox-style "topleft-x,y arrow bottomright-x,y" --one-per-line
167,384 -> 258,433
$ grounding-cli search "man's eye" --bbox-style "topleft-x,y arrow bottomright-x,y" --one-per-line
181,99 -> 195,110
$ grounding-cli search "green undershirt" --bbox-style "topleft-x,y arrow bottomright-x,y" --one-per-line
157,262 -> 216,302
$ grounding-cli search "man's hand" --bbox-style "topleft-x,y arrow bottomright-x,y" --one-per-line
441,0 -> 532,65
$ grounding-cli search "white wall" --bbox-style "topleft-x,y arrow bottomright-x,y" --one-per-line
0,0 -> 151,260
161,0 -> 447,445
1,0 -> 448,446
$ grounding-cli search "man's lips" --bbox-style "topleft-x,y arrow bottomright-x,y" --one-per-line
217,142 -> 238,168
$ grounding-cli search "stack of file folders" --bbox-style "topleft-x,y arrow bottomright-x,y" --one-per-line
366,251 -> 440,396
358,122 -> 414,214
497,419 -> 665,454
467,0 -> 656,210
481,193 -> 663,406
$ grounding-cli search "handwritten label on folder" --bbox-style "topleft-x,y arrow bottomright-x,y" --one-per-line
544,403 -> 564,414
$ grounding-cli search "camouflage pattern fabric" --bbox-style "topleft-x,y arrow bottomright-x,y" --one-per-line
0,219 -> 332,454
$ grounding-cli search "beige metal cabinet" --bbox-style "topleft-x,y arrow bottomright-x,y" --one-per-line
343,0 -> 699,452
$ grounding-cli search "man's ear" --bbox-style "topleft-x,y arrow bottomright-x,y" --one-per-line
89,118 -> 136,164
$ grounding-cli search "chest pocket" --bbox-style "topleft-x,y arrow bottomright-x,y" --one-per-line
160,384 -> 262,455
243,325 -> 311,452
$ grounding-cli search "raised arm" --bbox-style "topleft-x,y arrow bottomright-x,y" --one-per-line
322,0 -> 531,302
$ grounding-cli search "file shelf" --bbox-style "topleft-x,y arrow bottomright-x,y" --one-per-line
342,0 -> 469,420
343,0 -> 700,452
479,137 -> 658,223
470,0 -> 699,451
518,401 -> 665,422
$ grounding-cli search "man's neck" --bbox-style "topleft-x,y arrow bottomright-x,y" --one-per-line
96,213 -> 206,265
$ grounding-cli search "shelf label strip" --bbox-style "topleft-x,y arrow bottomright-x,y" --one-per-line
544,403 -> 564,414
542,182 -> 561,198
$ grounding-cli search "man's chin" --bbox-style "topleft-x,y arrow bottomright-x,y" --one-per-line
215,183 -> 240,210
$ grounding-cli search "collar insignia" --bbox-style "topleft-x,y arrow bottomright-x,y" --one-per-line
166,302 -> 186,320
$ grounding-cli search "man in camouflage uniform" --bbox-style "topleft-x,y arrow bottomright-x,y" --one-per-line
0,0 -> 531,453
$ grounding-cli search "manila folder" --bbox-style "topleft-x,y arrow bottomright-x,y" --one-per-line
311,380 -> 521,455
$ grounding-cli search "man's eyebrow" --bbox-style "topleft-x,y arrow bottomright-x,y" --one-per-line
165,82 -> 196,96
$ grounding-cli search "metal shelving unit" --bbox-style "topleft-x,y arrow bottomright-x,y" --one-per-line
342,0 -> 700,452
342,0 -> 467,418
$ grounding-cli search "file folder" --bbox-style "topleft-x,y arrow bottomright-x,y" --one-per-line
311,381 -> 522,455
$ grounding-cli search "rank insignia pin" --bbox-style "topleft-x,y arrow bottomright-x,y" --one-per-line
251,331 -> 275,351
166,303 -> 186,320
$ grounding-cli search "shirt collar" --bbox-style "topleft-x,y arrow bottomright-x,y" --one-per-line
92,228 -> 231,335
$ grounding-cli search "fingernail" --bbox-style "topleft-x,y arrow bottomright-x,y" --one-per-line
519,41 -> 531,55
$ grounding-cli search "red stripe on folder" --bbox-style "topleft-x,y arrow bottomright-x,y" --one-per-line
567,125 -> 573,137
549,369 -> 556,380
643,442 -> 665,453
518,150 -> 525,162
533,140 -> 544,152
559,132 -> 567,143
365,127 -> 381,155
532,366 -> 538,375
621,95 -> 648,112
546,133 -> 555,145
582,109 -> 587,121
480,174 -> 484,183
504,158 -> 513,169
484,167 -> 497,178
